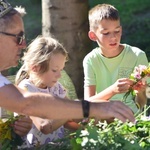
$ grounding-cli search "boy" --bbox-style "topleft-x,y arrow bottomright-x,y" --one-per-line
83,4 -> 148,114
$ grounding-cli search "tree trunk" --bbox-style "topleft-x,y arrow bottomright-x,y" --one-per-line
42,0 -> 92,98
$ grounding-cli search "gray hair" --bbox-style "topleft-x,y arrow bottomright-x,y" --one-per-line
0,0 -> 26,32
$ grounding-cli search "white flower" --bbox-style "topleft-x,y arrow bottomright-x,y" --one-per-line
80,129 -> 89,136
89,139 -> 97,145
81,137 -> 88,146
140,115 -> 150,121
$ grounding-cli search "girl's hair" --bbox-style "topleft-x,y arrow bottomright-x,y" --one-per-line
89,4 -> 120,31
15,35 -> 68,85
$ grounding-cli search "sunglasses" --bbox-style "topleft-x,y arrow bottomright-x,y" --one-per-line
0,31 -> 25,45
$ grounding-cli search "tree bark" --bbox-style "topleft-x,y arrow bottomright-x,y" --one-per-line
42,0 -> 92,98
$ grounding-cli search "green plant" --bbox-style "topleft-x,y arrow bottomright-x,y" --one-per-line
0,115 -> 24,150
35,108 -> 150,150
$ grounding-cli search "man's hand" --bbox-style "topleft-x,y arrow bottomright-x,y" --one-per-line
91,101 -> 135,123
13,116 -> 32,137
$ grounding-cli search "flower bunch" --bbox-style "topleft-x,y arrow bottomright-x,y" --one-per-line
123,64 -> 150,102
0,115 -> 24,149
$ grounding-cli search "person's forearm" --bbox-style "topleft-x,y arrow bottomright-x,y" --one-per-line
0,84 -> 135,123
30,116 -> 50,133
135,91 -> 147,109
22,93 -> 84,119
64,120 -> 81,131
31,116 -> 67,134
0,85 -> 82,119
88,86 -> 115,102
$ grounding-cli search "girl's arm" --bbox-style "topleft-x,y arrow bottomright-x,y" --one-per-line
30,116 -> 68,134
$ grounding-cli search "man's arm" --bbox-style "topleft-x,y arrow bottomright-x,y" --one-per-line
0,84 -> 135,123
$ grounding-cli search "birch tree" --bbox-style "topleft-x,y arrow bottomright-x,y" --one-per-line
42,0 -> 92,98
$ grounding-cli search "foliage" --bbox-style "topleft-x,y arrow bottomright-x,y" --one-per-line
10,0 -> 42,44
6,0 -> 150,76
1,112 -> 150,150
0,115 -> 24,150
89,0 -> 150,61
8,60 -> 22,75
36,110 -> 150,150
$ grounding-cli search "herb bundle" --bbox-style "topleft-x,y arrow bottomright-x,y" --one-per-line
0,115 -> 24,150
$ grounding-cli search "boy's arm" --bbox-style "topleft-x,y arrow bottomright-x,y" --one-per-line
135,90 -> 147,110
84,85 -> 113,101
85,78 -> 133,102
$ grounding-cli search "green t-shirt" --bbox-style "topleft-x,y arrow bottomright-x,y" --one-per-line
83,44 -> 149,113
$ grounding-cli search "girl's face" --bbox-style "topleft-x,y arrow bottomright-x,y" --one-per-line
89,19 -> 122,57
38,53 -> 66,88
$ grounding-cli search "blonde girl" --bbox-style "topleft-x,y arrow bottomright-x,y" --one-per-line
15,35 -> 80,147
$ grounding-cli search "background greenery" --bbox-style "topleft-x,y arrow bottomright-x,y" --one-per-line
89,0 -> 150,60
9,0 -> 150,75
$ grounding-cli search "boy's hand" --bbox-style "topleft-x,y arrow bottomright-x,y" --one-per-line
111,78 -> 133,94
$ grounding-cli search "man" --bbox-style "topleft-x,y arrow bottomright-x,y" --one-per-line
0,0 -> 135,128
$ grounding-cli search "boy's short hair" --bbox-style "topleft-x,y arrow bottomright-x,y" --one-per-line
89,4 -> 120,31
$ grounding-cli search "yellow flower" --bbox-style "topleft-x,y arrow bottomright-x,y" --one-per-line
143,67 -> 150,75
4,128 -> 12,140
0,115 -> 24,149
0,119 -> 12,141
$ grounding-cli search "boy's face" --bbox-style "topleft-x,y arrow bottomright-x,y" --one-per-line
89,19 -> 122,53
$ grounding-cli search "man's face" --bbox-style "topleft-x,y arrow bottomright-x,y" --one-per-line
0,14 -> 26,71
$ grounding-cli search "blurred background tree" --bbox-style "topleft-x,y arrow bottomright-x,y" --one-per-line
42,0 -> 92,99
7,0 -> 150,99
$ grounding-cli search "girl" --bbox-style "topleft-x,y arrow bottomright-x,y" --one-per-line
15,35 -> 80,147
